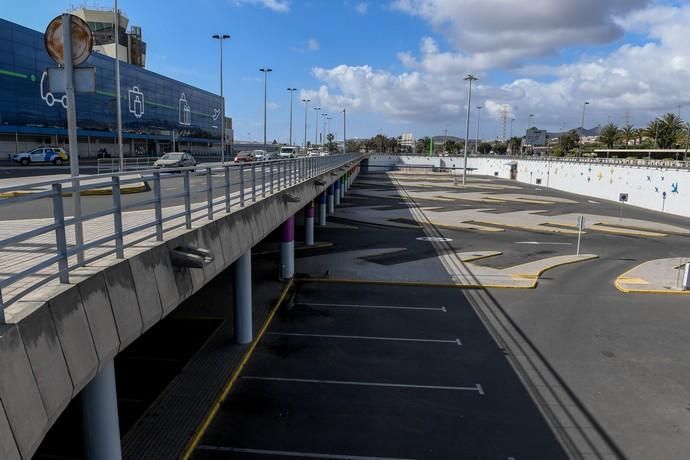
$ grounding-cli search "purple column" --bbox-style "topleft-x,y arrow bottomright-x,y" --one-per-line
334,179 -> 341,206
327,184 -> 335,214
280,215 -> 295,279
305,201 -> 315,246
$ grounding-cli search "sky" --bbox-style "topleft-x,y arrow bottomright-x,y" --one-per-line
3,0 -> 690,143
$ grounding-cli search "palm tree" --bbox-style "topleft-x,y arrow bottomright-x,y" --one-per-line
507,136 -> 522,155
621,124 -> 635,148
646,114 -> 686,148
598,123 -> 619,149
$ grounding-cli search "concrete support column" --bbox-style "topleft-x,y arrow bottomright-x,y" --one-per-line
334,179 -> 341,206
234,250 -> 253,344
305,201 -> 315,246
280,216 -> 295,279
319,192 -> 327,226
341,177 -> 346,199
327,185 -> 335,214
81,360 -> 122,460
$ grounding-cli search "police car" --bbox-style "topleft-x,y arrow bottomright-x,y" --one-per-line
13,147 -> 69,166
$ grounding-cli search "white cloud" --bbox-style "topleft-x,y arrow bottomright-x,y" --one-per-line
391,0 -> 650,68
234,0 -> 290,13
355,2 -> 369,14
307,38 -> 320,51
304,3 -> 690,132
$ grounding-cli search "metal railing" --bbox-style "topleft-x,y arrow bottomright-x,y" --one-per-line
0,154 -> 360,311
97,156 -> 160,173
469,154 -> 690,170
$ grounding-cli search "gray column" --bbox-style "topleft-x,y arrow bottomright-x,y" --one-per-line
327,184 -> 335,214
319,192 -> 327,226
305,201 -> 315,246
234,250 -> 253,344
81,360 -> 122,460
334,179 -> 341,206
280,216 -> 295,279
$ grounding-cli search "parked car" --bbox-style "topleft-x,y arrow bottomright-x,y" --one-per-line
279,146 -> 298,158
265,150 -> 280,160
234,150 -> 256,162
307,149 -> 322,157
252,149 -> 267,161
13,147 -> 69,166
152,152 -> 196,169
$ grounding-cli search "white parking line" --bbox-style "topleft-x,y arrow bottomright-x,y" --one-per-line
197,445 -> 416,459
266,332 -> 462,346
301,302 -> 447,312
515,241 -> 572,245
243,376 -> 485,394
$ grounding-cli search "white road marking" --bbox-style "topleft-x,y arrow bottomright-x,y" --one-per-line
197,445 -> 416,459
588,200 -> 600,204
515,241 -> 572,245
266,332 -> 462,345
243,376 -> 484,394
301,302 -> 447,312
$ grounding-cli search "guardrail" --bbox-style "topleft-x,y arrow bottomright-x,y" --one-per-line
474,154 -> 690,169
0,154 -> 361,312
97,156 -> 160,173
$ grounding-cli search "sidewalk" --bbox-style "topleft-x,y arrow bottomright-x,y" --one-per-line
615,258 -> 690,294
0,173 -> 148,197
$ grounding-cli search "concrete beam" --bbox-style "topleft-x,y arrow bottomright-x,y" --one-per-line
0,400 -> 20,460
77,274 -> 120,367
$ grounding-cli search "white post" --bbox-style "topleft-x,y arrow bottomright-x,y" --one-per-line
81,361 -> 122,460
114,1 -> 123,171
683,263 -> 690,290
576,215 -> 584,256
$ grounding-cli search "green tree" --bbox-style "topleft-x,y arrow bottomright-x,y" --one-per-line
507,137 -> 522,155
598,123 -> 619,149
492,143 -> 508,154
559,130 -> 580,153
646,113 -> 686,148
444,139 -> 458,154
478,142 -> 492,154
620,124 -> 635,147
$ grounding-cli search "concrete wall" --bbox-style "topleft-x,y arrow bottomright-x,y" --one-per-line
0,159 -> 360,459
369,154 -> 690,218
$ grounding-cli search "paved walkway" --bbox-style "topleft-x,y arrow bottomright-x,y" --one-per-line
615,258 -> 690,294
0,173 -> 148,197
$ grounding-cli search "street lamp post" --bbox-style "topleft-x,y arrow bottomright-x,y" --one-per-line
321,113 -> 328,150
287,88 -> 297,146
313,107 -> 321,146
462,74 -> 477,185
526,114 -> 534,156
342,108 -> 346,154
114,0 -> 123,171
475,105 -> 482,154
579,101 -> 589,157
213,33 -> 230,163
259,68 -> 272,152
302,98 -> 310,150
326,116 -> 332,151
510,118 -> 515,138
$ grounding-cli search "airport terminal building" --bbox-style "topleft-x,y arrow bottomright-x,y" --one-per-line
0,16 -> 232,160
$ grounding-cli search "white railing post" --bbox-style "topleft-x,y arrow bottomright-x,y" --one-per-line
111,176 -> 124,258
184,171 -> 192,229
52,183 -> 70,283
153,172 -> 163,241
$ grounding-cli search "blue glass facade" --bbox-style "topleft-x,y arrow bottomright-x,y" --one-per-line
0,18 -> 223,144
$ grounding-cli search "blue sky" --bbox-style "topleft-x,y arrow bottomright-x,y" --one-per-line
3,0 -> 689,142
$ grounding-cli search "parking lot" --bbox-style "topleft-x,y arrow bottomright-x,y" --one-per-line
192,280 -> 566,459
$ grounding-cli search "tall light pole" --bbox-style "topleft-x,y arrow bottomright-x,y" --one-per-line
579,101 -> 589,156
114,0 -> 123,171
313,106 -> 321,146
475,105 -> 482,154
342,109 -> 347,154
259,68 -> 272,152
213,33 -> 230,163
287,88 -> 297,146
321,113 -> 328,149
326,116 -> 332,151
510,118 -> 515,138
462,74 -> 477,185
302,98 -> 310,150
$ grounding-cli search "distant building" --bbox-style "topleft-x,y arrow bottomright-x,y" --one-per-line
400,133 -> 415,148
525,127 -> 547,146
72,7 -> 147,67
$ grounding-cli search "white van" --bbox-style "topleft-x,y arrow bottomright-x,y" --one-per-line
279,146 -> 298,158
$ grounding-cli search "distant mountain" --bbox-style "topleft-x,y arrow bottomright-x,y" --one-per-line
431,135 -> 463,143
547,126 -> 601,137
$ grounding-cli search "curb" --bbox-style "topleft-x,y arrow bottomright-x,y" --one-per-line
0,182 -> 150,198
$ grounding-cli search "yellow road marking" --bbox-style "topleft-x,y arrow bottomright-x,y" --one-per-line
180,279 -> 294,460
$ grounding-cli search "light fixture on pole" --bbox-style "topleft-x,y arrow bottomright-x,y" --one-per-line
287,88 -> 297,146
302,98 -> 310,150
462,74 -> 477,185
313,106 -> 321,146
326,116 -> 332,151
259,68 -> 272,152
213,33 -> 230,163
475,105 -> 482,154
579,101 -> 589,157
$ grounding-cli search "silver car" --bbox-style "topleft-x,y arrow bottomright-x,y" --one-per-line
153,152 -> 196,169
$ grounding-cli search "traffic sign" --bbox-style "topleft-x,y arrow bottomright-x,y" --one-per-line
44,14 -> 93,66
